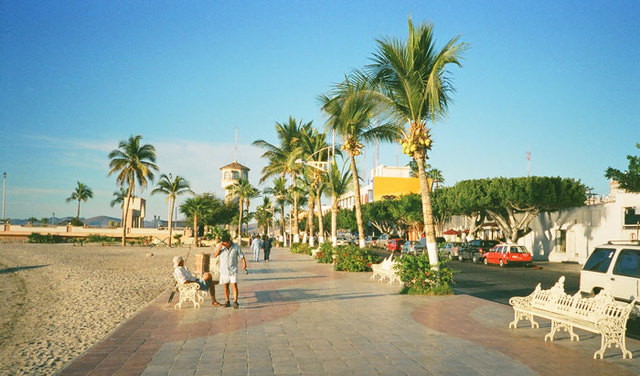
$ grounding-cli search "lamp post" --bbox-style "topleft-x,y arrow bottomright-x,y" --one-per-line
2,172 -> 6,223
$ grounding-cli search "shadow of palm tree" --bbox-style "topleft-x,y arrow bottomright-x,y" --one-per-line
0,265 -> 49,274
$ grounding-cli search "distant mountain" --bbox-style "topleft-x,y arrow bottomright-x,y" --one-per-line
84,216 -> 121,227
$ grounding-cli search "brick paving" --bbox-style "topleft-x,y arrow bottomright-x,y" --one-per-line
57,248 -> 640,376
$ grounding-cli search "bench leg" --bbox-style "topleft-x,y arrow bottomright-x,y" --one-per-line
595,322 -> 632,359
509,310 -> 539,329
545,321 -> 577,342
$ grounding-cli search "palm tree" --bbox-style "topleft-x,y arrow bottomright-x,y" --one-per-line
152,173 -> 194,247
324,161 -> 352,246
110,187 -> 133,227
255,196 -> 274,235
319,72 -> 400,247
263,177 -> 288,244
227,178 -> 260,243
107,135 -> 159,246
65,181 -> 93,220
368,18 -> 467,266
180,195 -> 207,247
426,168 -> 444,191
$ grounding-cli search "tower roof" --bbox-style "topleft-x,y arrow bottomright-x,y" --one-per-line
220,161 -> 250,171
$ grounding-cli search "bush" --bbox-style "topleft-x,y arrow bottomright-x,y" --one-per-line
290,243 -> 311,255
86,234 -> 116,244
396,253 -> 455,295
69,218 -> 84,226
333,245 -> 381,272
313,243 -> 335,264
27,233 -> 65,243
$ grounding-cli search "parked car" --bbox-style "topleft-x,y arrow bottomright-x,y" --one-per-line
364,235 -> 378,248
387,238 -> 405,252
439,242 -> 465,260
335,235 -> 352,246
483,244 -> 532,267
580,241 -> 640,302
458,239 -> 500,263
401,238 -> 426,254
377,234 -> 391,249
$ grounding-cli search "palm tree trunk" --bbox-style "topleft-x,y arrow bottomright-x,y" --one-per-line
238,200 -> 244,245
317,194 -> 324,244
415,154 -> 439,268
331,199 -> 338,247
193,213 -> 198,247
122,185 -> 133,247
168,198 -> 174,247
349,154 -> 365,248
76,200 -> 81,220
280,202 -> 286,246
308,194 -> 315,247
292,177 -> 299,243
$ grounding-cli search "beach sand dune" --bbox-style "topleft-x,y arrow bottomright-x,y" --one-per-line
0,243 -> 185,375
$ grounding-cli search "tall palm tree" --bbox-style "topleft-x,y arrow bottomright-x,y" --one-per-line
65,181 -> 93,220
319,72 -> 400,247
263,177 -> 288,244
426,168 -> 444,191
180,195 -> 207,247
255,196 -> 274,235
227,178 -> 260,243
110,187 -> 134,227
324,161 -> 352,246
368,18 -> 467,266
152,173 -> 194,247
107,135 -> 158,246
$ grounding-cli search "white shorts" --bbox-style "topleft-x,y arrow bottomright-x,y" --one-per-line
219,273 -> 238,284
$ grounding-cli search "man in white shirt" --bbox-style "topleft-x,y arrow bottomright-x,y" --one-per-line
214,232 -> 247,309
173,255 -> 221,306
251,234 -> 262,262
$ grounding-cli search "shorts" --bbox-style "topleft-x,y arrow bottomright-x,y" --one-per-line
195,278 -> 209,290
219,273 -> 238,284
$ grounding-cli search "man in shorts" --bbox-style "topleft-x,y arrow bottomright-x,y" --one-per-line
173,255 -> 220,306
214,232 -> 247,309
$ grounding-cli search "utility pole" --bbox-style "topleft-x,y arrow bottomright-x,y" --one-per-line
526,151 -> 531,177
2,172 -> 6,223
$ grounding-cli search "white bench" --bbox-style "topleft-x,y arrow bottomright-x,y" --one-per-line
173,282 -> 204,309
509,276 -> 636,359
371,255 -> 401,286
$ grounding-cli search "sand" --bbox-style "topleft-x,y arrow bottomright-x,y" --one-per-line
0,243 -> 188,375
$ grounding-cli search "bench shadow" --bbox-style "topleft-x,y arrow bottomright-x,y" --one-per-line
0,264 -> 49,274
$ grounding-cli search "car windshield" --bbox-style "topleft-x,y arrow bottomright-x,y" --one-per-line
583,248 -> 615,273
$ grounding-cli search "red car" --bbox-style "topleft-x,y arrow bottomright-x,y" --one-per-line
387,238 -> 405,252
483,244 -> 532,267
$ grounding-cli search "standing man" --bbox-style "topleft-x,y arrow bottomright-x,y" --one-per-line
250,234 -> 262,262
262,234 -> 272,262
214,232 -> 247,309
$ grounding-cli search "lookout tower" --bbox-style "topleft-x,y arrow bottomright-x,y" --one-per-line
220,161 -> 250,200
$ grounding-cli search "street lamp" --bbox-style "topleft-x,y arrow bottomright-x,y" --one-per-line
2,172 -> 6,223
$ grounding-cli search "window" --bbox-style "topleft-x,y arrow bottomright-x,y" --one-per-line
510,246 -> 526,253
583,248 -> 615,273
613,249 -> 640,278
224,171 -> 230,179
232,171 -> 239,180
624,207 -> 640,226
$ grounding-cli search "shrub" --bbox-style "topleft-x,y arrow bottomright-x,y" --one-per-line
290,243 -> 311,255
333,245 -> 381,272
69,218 -> 84,226
313,243 -> 335,264
86,234 -> 116,244
174,234 -> 182,245
396,253 -> 455,295
27,233 -> 65,243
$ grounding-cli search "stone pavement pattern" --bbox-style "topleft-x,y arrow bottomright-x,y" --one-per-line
57,248 -> 640,376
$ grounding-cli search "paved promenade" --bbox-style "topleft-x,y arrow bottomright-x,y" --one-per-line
58,248 -> 640,376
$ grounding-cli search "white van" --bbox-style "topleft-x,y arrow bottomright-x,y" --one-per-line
580,241 -> 640,302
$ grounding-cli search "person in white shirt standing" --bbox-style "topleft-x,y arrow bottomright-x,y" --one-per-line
251,234 -> 262,262
214,232 -> 247,309
173,255 -> 221,306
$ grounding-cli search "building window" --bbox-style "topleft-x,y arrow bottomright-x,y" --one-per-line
624,207 -> 640,226
232,171 -> 239,180
242,172 -> 248,180
224,171 -> 230,179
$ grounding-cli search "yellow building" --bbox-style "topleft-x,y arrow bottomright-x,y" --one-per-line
337,165 -> 420,209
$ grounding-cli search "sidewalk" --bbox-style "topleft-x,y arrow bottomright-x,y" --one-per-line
57,248 -> 640,376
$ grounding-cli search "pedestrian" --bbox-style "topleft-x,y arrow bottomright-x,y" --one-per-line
214,231 -> 247,309
251,234 -> 262,262
262,234 -> 272,262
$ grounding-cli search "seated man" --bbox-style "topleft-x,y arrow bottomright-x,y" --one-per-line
173,255 -> 220,306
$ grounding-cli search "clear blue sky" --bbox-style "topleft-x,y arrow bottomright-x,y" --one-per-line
1,1 -> 638,221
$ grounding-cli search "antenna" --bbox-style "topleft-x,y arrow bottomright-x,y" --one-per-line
526,150 -> 531,177
234,127 -> 238,163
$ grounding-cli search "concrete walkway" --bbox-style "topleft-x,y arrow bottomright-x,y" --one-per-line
57,248 -> 640,376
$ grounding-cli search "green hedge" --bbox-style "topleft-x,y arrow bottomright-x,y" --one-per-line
27,233 -> 65,243
333,245 -> 381,272
290,243 -> 312,255
395,253 -> 455,295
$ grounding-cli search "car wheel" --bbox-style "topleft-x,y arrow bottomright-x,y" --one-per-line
499,259 -> 504,267
472,255 -> 479,264
483,257 -> 488,265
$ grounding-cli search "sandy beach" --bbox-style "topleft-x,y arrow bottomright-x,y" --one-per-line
0,243 -> 192,375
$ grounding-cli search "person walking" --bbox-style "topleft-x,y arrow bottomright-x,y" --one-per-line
214,232 -> 247,309
250,234 -> 262,262
262,234 -> 272,262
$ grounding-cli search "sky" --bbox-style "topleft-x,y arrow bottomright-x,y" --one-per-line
1,1 -> 638,221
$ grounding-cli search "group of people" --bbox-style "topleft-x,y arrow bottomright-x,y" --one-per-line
172,232 -> 274,309
250,234 -> 273,263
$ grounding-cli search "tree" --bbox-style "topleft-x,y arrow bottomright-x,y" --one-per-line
263,177 -> 288,242
320,72 -> 400,247
227,178 -> 260,243
152,174 -> 194,247
255,196 -> 274,235
323,161 -> 353,246
107,135 -> 158,246
605,142 -> 640,193
362,198 -> 398,235
369,18 -> 467,267
180,195 -> 205,247
65,181 -> 93,220
336,208 -> 357,233
110,187 -> 134,231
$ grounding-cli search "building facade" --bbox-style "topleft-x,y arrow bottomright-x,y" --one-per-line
220,161 -> 250,200
337,165 -> 421,209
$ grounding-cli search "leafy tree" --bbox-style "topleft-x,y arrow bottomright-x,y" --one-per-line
362,198 -> 398,235
336,208 -> 357,233
320,72 -> 400,247
107,135 -> 158,246
181,193 -> 235,244
152,173 -> 194,247
391,194 -> 424,238
369,17 -> 467,267
65,181 -> 93,220
605,142 -> 640,193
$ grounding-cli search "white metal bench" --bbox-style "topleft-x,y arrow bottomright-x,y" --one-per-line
371,255 -> 401,286
509,276 -> 636,359
173,282 -> 204,309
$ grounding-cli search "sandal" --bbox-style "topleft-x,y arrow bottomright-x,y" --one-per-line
224,301 -> 230,308
211,301 -> 222,306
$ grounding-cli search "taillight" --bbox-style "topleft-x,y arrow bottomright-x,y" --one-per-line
479,248 -> 484,253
